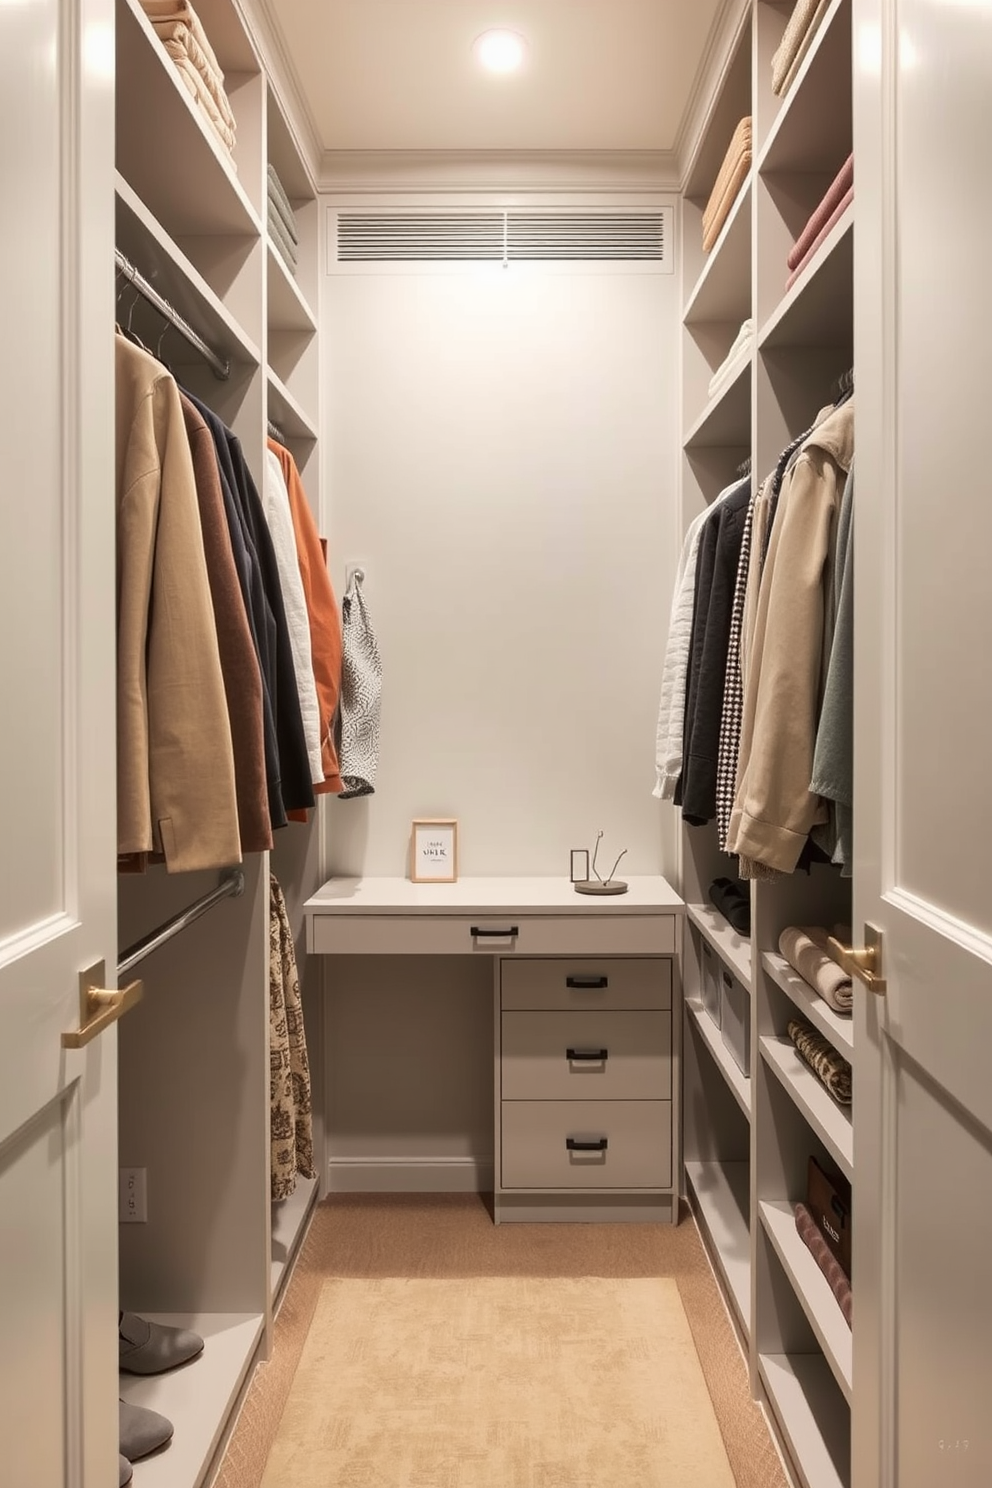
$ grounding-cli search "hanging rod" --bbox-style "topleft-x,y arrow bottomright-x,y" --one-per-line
736,455 -> 752,478
117,869 -> 245,977
115,249 -> 231,381
267,418 -> 288,443
831,365 -> 854,402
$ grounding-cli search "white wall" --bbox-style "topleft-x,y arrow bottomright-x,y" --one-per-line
322,249 -> 680,882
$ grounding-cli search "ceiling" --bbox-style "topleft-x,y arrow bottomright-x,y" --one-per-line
261,0 -> 725,156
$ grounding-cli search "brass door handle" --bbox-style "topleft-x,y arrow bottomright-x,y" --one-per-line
62,961 -> 144,1048
827,927 -> 887,996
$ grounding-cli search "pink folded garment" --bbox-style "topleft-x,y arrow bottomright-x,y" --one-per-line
788,155 -> 854,271
785,185 -> 853,289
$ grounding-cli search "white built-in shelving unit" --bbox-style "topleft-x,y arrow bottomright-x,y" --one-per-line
113,1 -> 324,1482
678,4 -> 857,1485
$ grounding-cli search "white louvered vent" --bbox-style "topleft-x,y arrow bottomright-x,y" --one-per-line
333,209 -> 671,267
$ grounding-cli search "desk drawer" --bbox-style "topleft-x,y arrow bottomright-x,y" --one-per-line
501,1100 -> 672,1189
501,957 -> 671,1011
501,1011 -> 671,1100
310,914 -> 676,957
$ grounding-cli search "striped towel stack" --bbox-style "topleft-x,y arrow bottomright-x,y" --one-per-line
702,117 -> 752,253
268,166 -> 299,276
772,0 -> 832,96
140,1 -> 238,163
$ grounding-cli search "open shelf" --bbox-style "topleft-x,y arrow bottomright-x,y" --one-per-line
685,1159 -> 751,1336
760,1036 -> 853,1182
688,1000 -> 751,1119
759,1200 -> 852,1404
759,1352 -> 850,1488
758,0 -> 852,174
123,1312 -> 264,1488
267,369 -> 318,443
687,903 -> 752,990
116,0 -> 261,240
762,952 -> 854,1062
759,205 -> 853,350
267,243 -> 317,334
271,1176 -> 318,1304
116,175 -> 261,368
685,180 -> 753,325
683,360 -> 752,450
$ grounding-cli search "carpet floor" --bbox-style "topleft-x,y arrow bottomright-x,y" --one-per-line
215,1194 -> 789,1488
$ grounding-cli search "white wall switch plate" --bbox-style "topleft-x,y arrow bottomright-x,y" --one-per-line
119,1167 -> 147,1224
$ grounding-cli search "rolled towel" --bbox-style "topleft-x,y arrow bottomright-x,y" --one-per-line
708,877 -> 751,937
778,925 -> 853,1013
267,165 -> 299,244
772,0 -> 831,95
788,1018 -> 853,1105
795,1201 -> 852,1325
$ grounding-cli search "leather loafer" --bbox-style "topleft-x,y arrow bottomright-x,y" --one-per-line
119,1311 -> 204,1375
119,1398 -> 173,1461
119,1456 -> 133,1487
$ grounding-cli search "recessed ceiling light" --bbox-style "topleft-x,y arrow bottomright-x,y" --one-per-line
474,29 -> 527,75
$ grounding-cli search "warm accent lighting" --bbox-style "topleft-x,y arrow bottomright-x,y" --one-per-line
474,29 -> 527,74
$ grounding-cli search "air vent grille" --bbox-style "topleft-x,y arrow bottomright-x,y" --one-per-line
334,210 -> 670,265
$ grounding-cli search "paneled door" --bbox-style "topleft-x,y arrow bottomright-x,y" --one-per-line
854,1 -> 992,1484
0,0 -> 118,1484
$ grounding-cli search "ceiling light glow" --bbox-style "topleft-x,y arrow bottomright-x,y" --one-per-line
474,29 -> 527,74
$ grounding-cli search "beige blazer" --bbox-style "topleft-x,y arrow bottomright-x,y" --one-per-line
116,335 -> 241,872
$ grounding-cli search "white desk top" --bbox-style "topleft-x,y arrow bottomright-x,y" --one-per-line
305,875 -> 683,917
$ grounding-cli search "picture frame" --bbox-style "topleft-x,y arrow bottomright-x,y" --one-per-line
410,818 -> 459,883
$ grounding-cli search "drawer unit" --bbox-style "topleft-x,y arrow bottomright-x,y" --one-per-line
500,957 -> 671,1012
501,1100 -> 672,1189
501,1011 -> 671,1101
310,913 -> 676,957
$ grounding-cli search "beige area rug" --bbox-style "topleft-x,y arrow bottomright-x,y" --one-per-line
261,1274 -> 736,1488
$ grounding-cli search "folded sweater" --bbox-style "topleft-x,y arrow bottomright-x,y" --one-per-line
168,48 -> 237,156
786,185 -> 853,289
708,319 -> 754,399
788,155 -> 853,271
154,21 -> 236,132
772,0 -> 832,95
702,118 -> 752,252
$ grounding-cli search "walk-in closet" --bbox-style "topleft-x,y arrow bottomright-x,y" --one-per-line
2,1 -> 990,1486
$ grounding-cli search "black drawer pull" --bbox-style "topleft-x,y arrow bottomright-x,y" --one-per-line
566,1048 -> 609,1062
566,1137 -> 608,1152
471,926 -> 519,937
566,975 -> 609,989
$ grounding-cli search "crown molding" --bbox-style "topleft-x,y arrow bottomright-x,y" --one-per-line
675,0 -> 752,189
238,0 -> 324,187
317,149 -> 681,196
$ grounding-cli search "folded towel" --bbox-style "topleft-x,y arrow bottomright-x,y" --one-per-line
156,23 -> 237,132
702,118 -> 752,251
795,1201 -> 853,1326
267,183 -> 299,247
336,572 -> 382,799
788,155 -> 853,271
708,318 -> 754,399
772,0 -> 832,95
785,185 -> 853,290
778,925 -> 853,1013
166,48 -> 237,155
267,165 -> 299,244
788,1018 -> 853,1104
268,207 -> 299,272
708,877 -> 751,937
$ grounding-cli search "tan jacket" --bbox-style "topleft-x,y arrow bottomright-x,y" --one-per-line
726,399 -> 855,873
116,336 -> 241,871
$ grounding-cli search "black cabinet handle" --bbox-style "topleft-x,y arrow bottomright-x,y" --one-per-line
566,1137 -> 608,1152
470,926 -> 519,937
566,975 -> 608,989
566,1048 -> 609,1062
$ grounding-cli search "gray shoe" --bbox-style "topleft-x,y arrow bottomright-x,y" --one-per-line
119,1455 -> 133,1486
119,1398 -> 173,1461
119,1311 -> 204,1375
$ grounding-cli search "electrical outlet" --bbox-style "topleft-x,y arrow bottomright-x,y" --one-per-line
119,1167 -> 147,1224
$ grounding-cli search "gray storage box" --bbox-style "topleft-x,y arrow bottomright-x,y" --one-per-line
700,940 -> 721,1026
719,965 -> 750,1075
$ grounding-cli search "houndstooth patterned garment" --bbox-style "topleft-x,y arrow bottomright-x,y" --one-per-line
715,492 -> 755,852
270,874 -> 315,1201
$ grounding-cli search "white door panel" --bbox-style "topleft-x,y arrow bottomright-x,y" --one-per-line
855,1 -> 992,1484
0,0 -> 117,1482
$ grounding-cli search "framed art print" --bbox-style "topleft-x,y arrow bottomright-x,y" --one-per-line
410,819 -> 459,883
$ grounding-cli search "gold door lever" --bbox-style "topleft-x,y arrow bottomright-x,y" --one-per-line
827,926 -> 887,996
62,961 -> 144,1048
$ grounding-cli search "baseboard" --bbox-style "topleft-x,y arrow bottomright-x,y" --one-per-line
327,1157 -> 494,1193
